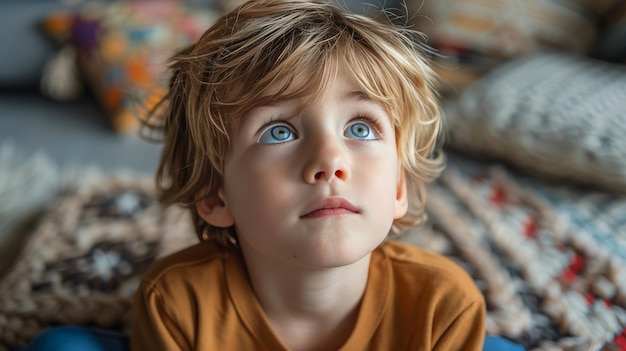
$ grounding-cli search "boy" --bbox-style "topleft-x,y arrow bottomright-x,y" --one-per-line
131,0 -> 487,350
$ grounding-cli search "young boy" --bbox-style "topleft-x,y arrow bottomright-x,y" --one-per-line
131,0 -> 487,350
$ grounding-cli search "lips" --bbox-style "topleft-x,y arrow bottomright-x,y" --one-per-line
300,197 -> 360,218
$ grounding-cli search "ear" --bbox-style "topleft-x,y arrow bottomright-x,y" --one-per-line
196,189 -> 235,228
394,170 -> 409,219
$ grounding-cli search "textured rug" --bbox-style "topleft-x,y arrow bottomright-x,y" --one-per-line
0,171 -> 197,350
0,160 -> 625,350
403,165 -> 626,351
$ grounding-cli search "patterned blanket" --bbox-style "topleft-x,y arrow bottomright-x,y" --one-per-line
0,162 -> 625,350
0,173 -> 197,349
404,165 -> 626,350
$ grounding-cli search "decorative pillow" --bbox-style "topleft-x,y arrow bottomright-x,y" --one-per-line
444,53 -> 626,191
0,171 -> 197,349
407,0 -> 597,93
41,1 -> 220,133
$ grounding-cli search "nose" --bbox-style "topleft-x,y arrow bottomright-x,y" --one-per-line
303,136 -> 349,184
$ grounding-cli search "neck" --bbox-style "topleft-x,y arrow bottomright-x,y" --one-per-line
240,246 -> 372,351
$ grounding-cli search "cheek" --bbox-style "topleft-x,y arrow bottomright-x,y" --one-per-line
377,168 -> 402,210
372,151 -> 403,209
222,152 -> 293,222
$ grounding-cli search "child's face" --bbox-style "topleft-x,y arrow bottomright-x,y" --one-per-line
219,70 -> 407,268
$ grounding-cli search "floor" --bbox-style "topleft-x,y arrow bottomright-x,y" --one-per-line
0,91 -> 162,175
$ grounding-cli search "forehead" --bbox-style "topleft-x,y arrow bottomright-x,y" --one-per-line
257,63 -> 381,105
249,69 -> 384,116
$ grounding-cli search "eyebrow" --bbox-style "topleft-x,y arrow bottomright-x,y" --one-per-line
345,90 -> 372,101
255,89 -> 372,108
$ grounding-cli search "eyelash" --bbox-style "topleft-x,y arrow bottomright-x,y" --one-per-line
350,113 -> 384,138
258,118 -> 296,134
257,113 -> 385,139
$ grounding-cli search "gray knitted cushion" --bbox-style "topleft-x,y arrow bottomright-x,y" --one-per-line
445,53 -> 626,191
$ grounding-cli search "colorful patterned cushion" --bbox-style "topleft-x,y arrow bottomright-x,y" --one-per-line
41,1 -> 220,133
444,53 -> 626,191
407,0 -> 597,92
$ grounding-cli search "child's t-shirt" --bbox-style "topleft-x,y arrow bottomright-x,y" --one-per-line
131,240 -> 486,350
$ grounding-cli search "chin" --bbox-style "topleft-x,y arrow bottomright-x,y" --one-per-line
300,238 -> 381,268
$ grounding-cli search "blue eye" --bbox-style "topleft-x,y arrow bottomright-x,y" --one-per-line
345,121 -> 376,140
258,124 -> 296,144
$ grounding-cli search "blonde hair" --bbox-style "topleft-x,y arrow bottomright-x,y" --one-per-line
145,0 -> 445,247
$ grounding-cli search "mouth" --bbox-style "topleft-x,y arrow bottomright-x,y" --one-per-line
300,197 -> 360,219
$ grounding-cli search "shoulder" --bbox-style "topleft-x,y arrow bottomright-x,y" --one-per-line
131,242 -> 248,349
370,241 -> 486,348
380,240 -> 470,278
379,240 -> 483,304
137,241 -> 235,297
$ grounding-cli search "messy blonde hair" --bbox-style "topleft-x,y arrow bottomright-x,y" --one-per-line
145,0 -> 445,247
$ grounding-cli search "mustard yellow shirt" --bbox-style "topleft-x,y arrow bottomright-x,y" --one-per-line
131,240 -> 486,350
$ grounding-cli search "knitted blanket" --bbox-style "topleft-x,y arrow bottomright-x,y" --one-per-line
404,165 -> 626,350
0,172 -> 197,350
1,162 -> 625,350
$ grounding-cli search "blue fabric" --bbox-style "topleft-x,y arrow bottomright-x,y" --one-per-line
484,335 -> 526,351
19,327 -> 523,351
18,327 -> 129,351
